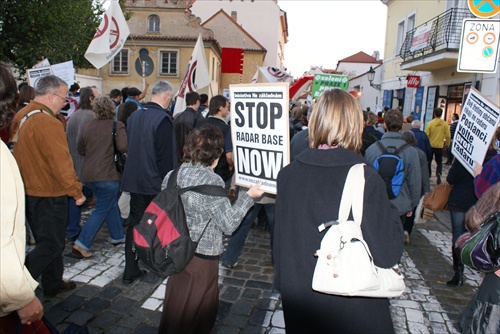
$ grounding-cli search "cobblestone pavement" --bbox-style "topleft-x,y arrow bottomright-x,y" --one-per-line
33,164 -> 482,333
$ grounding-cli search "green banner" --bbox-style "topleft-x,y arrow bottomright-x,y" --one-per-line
311,74 -> 349,98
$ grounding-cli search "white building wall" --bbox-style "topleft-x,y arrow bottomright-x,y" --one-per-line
191,0 -> 282,68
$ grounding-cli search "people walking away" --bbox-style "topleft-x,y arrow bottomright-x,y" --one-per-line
196,95 -> 233,188
174,91 -> 203,162
120,81 -> 177,284
72,97 -> 127,258
402,131 -> 430,245
446,113 -> 459,164
410,119 -> 432,169
0,61 -> 44,332
198,93 -> 209,117
426,108 -> 450,184
10,75 -> 85,297
274,89 -> 403,333
361,111 -> 379,156
445,145 -> 496,286
117,101 -> 138,128
159,125 -> 263,333
65,87 -> 96,241
365,109 -> 422,226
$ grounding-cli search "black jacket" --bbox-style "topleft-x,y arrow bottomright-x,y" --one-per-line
274,147 -> 403,333
121,102 -> 176,195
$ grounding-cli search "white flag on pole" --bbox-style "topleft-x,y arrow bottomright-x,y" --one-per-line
85,1 -> 130,69
173,34 -> 210,116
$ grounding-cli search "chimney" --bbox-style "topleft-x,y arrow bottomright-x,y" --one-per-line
372,51 -> 380,61
231,11 -> 237,22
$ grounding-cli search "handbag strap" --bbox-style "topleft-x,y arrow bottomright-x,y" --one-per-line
338,163 -> 365,225
112,120 -> 119,155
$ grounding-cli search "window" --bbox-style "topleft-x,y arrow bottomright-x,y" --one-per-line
111,49 -> 129,74
148,15 -> 160,33
396,21 -> 405,56
160,50 -> 178,76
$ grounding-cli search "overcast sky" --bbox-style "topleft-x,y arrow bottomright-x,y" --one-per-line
278,0 -> 388,76
100,0 -> 388,76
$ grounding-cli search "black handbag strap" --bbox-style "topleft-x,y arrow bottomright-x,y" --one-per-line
112,120 -> 119,156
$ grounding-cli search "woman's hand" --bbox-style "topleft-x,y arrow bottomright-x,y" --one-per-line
246,182 -> 264,199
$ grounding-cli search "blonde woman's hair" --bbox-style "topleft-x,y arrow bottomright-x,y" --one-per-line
308,89 -> 363,152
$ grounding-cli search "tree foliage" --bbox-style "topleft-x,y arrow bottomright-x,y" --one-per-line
0,0 -> 104,78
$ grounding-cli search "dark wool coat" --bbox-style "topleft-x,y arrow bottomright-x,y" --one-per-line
274,148 -> 404,334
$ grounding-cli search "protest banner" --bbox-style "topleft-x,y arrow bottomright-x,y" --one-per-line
27,67 -> 52,87
311,73 -> 349,98
452,87 -> 500,175
230,83 -> 290,194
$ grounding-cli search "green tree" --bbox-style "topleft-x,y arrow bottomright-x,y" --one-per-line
0,0 -> 104,78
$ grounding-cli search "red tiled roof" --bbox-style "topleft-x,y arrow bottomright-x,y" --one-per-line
337,51 -> 382,64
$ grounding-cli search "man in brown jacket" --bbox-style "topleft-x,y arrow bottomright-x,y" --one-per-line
10,75 -> 85,297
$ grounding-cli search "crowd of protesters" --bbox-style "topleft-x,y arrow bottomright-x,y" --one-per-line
1,60 -> 499,333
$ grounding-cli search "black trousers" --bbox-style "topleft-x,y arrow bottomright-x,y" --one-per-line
124,192 -> 156,279
25,195 -> 67,292
429,147 -> 443,176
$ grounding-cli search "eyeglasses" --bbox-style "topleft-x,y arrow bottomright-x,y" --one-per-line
53,93 -> 67,102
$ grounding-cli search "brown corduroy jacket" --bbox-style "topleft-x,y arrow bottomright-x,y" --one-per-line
10,101 -> 83,200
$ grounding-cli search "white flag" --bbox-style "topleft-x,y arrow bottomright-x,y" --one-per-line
85,1 -> 130,69
258,66 -> 291,83
173,34 -> 210,116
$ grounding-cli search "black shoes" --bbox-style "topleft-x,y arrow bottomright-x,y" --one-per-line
446,273 -> 463,287
45,280 -> 77,297
122,270 -> 147,284
436,173 -> 442,185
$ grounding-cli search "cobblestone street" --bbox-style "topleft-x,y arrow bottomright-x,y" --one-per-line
33,164 -> 482,333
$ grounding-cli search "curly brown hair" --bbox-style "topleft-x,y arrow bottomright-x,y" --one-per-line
0,62 -> 18,129
182,124 -> 224,166
92,96 -> 116,120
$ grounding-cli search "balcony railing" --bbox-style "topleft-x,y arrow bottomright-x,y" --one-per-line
399,8 -> 475,62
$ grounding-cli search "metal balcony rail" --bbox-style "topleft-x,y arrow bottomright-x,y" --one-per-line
399,8 -> 475,62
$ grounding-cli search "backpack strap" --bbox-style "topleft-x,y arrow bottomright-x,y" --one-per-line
11,110 -> 47,143
338,163 -> 365,226
376,141 -> 387,154
394,143 -> 410,154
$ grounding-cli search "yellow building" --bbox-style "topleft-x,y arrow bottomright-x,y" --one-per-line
380,0 -> 499,126
78,0 -> 269,100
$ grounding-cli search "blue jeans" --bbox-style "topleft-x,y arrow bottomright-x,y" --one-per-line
66,197 -> 81,239
450,210 -> 466,245
222,203 -> 275,266
75,181 -> 124,251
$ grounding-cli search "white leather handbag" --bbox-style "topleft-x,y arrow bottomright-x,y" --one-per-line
312,163 -> 405,298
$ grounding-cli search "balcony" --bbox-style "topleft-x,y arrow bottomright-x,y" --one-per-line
399,8 -> 475,71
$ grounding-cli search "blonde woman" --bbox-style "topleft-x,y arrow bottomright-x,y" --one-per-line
274,89 -> 403,333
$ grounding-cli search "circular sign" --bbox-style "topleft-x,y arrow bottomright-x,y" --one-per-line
483,46 -> 494,57
468,0 -> 500,19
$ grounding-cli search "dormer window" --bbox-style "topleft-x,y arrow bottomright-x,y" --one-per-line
148,15 -> 160,33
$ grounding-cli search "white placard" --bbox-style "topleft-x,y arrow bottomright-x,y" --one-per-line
27,67 -> 52,87
452,87 -> 500,175
230,83 -> 290,194
51,61 -> 75,86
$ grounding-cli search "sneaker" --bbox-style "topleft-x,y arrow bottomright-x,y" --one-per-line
222,262 -> 238,269
72,244 -> 93,259
404,231 -> 410,246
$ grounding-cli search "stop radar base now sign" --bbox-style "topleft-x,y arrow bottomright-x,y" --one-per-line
457,19 -> 500,73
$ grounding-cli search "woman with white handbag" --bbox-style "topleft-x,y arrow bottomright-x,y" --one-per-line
274,89 -> 404,333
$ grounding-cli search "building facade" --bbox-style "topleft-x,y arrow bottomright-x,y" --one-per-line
191,0 -> 288,69
380,0 -> 499,127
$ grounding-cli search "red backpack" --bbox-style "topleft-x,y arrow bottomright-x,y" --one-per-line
132,167 -> 227,277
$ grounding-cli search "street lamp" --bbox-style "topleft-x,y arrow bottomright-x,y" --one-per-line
367,66 -> 381,91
